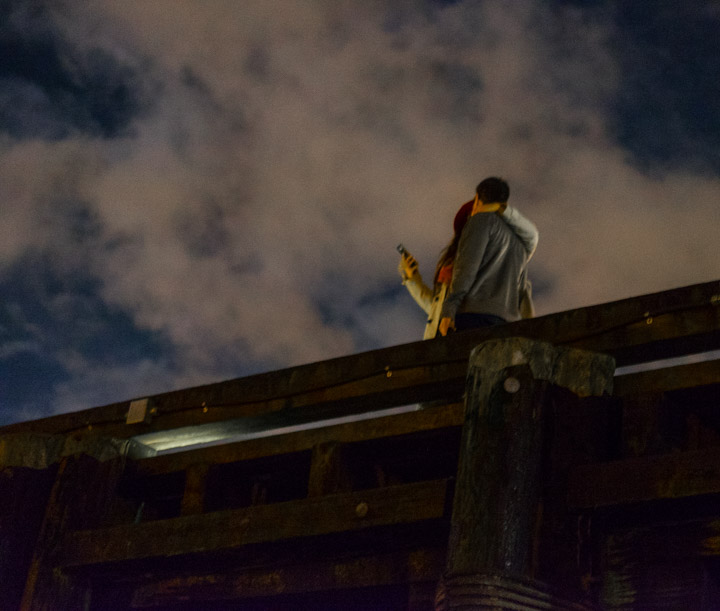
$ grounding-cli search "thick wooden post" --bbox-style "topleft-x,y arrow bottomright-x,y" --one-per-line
441,337 -> 614,610
19,437 -> 130,611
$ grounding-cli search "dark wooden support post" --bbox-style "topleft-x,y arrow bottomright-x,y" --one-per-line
440,337 -> 614,610
181,462 -> 210,515
308,441 -> 352,497
408,582 -> 439,611
0,464 -> 57,610
19,437 -> 130,611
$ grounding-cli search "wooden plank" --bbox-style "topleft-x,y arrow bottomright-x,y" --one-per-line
617,517 -> 720,560
601,519 -> 720,608
133,402 -> 463,477
128,362 -> 467,450
125,303 -> 712,450
614,358 -> 720,396
568,448 -> 720,509
568,302 -> 720,365
60,479 -> 448,568
129,548 -> 443,607
1,280 -> 716,441
0,356 -> 469,440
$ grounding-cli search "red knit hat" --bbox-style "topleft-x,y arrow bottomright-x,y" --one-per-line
453,199 -> 474,235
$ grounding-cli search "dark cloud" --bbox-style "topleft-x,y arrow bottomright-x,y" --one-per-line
176,198 -> 232,259
0,255 -> 172,420
0,1 -> 145,138
611,1 -> 720,173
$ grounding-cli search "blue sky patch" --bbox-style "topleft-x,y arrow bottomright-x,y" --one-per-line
611,2 -> 720,173
0,4 -> 144,138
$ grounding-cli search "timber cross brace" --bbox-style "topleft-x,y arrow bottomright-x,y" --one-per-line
1,279 -> 720,610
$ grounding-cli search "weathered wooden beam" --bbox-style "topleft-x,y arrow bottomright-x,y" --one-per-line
1,280 -> 716,442
0,357 -> 468,441
568,447 -> 720,509
567,301 -> 720,365
20,447 -> 128,611
0,433 -> 152,468
614,358 -> 720,396
443,338 -> 614,610
128,362 -> 467,452
601,519 -> 720,608
129,548 -> 443,607
133,402 -> 462,477
60,479 -> 448,568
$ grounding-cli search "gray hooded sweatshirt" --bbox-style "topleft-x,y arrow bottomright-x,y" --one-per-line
440,209 -> 535,323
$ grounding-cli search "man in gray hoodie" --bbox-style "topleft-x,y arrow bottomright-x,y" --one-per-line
438,177 -> 537,336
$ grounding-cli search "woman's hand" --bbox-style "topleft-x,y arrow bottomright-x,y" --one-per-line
398,252 -> 419,281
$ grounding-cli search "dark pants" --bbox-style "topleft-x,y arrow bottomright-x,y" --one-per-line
454,312 -> 506,331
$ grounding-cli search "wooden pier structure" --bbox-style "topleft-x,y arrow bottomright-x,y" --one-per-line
2,279 -> 720,609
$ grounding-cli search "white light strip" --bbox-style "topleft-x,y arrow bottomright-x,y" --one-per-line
153,403 -> 422,455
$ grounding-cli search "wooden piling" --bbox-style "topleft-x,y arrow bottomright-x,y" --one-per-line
442,337 -> 614,610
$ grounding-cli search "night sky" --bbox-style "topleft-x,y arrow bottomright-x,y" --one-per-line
1,0 -> 719,425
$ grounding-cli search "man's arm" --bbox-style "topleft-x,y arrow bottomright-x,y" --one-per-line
500,206 -> 538,259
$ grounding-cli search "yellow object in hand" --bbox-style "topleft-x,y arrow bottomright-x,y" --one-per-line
398,252 -> 419,280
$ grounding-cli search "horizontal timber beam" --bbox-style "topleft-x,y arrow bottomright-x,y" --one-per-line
60,479 -> 449,568
568,447 -> 720,509
2,280 -> 717,442
614,358 -> 720,396
130,548 -> 443,607
134,402 -> 463,476
604,518 -> 720,564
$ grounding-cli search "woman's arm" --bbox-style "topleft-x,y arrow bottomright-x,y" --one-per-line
398,253 -> 434,315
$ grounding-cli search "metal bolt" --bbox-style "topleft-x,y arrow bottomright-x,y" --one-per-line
355,502 -> 369,518
504,377 -> 520,393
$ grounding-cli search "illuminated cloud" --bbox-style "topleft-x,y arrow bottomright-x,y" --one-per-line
1,1 -> 718,422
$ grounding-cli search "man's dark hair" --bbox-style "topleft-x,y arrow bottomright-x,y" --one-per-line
476,177 -> 509,203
